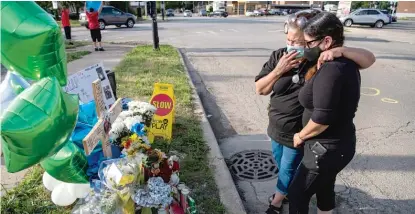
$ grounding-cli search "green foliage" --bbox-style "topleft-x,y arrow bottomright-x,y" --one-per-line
351,1 -> 391,10
1,165 -> 71,214
209,6 -> 213,12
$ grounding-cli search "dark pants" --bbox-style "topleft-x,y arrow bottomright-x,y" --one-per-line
64,26 -> 71,40
90,28 -> 102,42
288,140 -> 355,213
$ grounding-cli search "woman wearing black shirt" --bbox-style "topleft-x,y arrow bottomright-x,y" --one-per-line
289,12 -> 362,214
255,11 -> 375,214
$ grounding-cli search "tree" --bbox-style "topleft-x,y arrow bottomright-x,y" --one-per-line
35,1 -> 52,12
165,1 -> 182,10
351,1 -> 371,10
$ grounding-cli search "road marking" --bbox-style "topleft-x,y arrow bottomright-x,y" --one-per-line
220,29 -> 225,32
381,98 -> 399,104
118,37 -> 124,39
207,31 -> 217,35
195,32 -> 202,34
229,29 -> 238,32
361,87 -> 380,96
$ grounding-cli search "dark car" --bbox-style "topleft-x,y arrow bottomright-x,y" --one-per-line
166,9 -> 174,17
209,10 -> 228,18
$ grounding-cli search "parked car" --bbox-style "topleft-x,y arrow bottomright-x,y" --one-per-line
166,9 -> 174,17
253,10 -> 263,16
183,10 -> 192,17
339,8 -> 390,28
79,6 -> 136,30
245,11 -> 255,17
199,9 -> 207,16
283,9 -> 321,34
380,10 -> 392,24
209,10 -> 228,18
269,9 -> 281,15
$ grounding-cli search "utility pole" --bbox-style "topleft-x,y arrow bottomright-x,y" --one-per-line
161,1 -> 165,21
150,1 -> 159,50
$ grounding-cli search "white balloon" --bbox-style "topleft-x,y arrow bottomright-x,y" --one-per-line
0,71 -> 30,115
51,183 -> 77,206
67,183 -> 91,198
42,171 -> 62,191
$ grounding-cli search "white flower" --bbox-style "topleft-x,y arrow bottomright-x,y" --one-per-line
109,121 -> 127,140
124,115 -> 143,130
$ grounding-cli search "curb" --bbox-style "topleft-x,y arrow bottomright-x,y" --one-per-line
177,48 -> 247,214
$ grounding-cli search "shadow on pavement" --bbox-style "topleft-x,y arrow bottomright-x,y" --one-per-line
346,36 -> 390,43
104,26 -> 166,32
184,47 -> 274,53
376,55 -> 415,61
332,185 -> 415,214
162,18 -> 285,25
179,48 -> 238,140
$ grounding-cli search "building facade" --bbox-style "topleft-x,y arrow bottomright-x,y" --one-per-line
396,1 -> 415,17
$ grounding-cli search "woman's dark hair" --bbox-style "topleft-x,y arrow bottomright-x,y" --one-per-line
89,8 -> 94,13
302,12 -> 345,47
287,9 -> 321,30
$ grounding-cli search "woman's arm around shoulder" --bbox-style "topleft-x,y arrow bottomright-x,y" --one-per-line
318,46 -> 376,70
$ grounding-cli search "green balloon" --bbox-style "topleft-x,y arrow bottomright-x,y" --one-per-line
41,143 -> 89,184
1,77 -> 78,173
1,1 -> 67,86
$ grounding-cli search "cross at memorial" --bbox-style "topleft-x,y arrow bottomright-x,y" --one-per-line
83,79 -> 122,157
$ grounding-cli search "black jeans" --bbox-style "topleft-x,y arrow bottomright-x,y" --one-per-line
288,139 -> 355,214
64,26 -> 71,40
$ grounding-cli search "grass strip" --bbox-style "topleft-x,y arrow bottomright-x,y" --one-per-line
67,50 -> 91,63
1,165 -> 70,214
114,45 -> 226,214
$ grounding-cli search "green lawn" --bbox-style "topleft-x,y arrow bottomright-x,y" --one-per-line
66,51 -> 91,63
65,41 -> 89,49
1,165 -> 71,214
115,45 -> 226,214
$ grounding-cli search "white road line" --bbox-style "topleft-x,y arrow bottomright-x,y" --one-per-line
229,29 -> 238,32
207,31 -> 217,35
195,32 -> 202,34
220,29 -> 225,32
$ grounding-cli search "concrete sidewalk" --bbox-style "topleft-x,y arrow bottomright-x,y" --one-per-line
67,43 -> 134,75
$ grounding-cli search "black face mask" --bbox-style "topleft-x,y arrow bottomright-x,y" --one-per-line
304,46 -> 322,62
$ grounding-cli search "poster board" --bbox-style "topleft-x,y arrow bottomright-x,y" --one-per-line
64,62 -> 115,109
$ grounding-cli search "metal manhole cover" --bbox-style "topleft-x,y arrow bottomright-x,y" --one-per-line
228,150 -> 278,182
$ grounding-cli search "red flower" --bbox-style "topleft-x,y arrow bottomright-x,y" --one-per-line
124,139 -> 132,149
171,161 -> 180,172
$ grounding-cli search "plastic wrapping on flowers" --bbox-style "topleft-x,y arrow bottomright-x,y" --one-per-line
71,98 -> 198,213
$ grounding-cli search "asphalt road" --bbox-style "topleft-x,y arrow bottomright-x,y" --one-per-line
73,16 -> 415,213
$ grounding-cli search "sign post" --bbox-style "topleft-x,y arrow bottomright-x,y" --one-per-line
148,83 -> 175,143
83,79 -> 122,157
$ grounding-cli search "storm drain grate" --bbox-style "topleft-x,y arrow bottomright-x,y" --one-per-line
228,150 -> 278,182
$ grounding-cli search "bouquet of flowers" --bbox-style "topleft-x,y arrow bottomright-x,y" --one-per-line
109,101 -> 156,147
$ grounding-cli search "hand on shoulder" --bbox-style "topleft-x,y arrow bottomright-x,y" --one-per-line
317,47 -> 345,69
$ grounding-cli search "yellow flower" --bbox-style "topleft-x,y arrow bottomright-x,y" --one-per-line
130,133 -> 138,141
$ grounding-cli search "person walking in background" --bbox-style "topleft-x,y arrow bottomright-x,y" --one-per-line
85,3 -> 104,51
255,10 -> 375,214
61,5 -> 73,45
289,12 -> 364,214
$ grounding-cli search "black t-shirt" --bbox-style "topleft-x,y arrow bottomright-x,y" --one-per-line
298,57 -> 361,144
255,48 -> 314,148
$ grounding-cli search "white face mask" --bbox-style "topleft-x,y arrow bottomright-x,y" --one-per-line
286,45 -> 305,59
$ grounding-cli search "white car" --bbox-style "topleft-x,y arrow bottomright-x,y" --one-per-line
183,10 -> 192,17
339,8 -> 390,28
253,10 -> 263,16
245,11 -> 255,17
